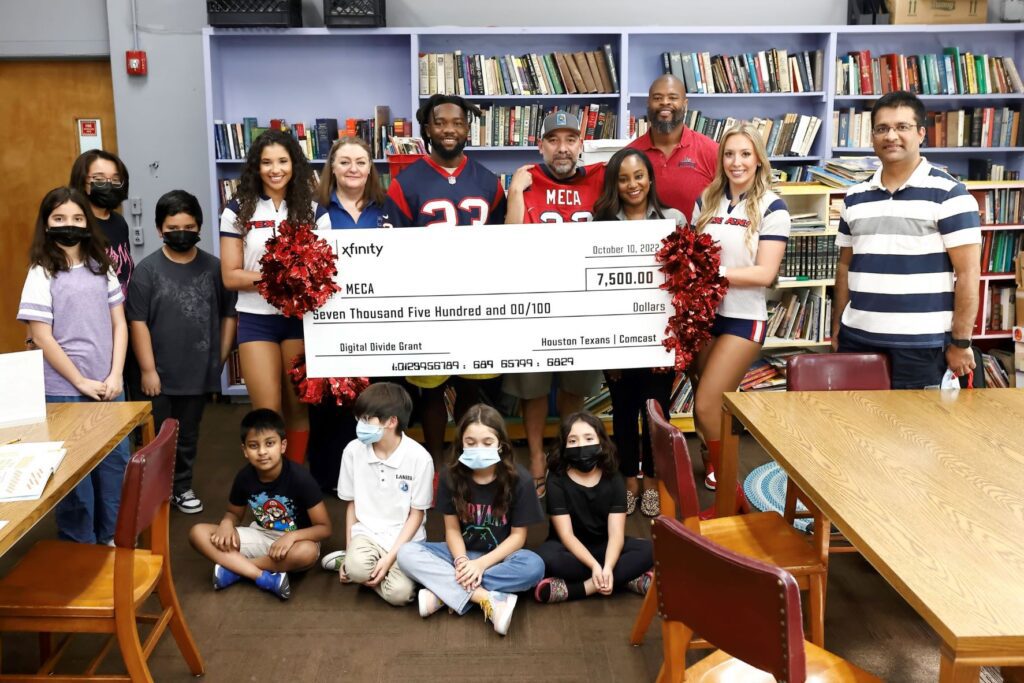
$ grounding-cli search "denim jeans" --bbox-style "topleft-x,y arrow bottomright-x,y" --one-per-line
396,541 -> 545,615
47,393 -> 132,544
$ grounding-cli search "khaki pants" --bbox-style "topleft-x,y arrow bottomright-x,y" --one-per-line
345,535 -> 416,606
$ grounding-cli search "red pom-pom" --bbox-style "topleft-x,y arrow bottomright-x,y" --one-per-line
257,221 -> 341,318
656,226 -> 729,372
288,354 -> 369,407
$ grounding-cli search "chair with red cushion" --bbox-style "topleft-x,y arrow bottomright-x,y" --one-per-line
631,400 -> 830,654
0,419 -> 204,682
651,515 -> 880,682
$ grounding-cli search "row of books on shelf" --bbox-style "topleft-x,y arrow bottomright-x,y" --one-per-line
982,350 -> 1013,388
660,48 -> 824,95
967,159 -> 1020,182
972,187 -> 1023,224
831,106 -> 1024,150
765,290 -> 830,343
470,103 -> 618,147
418,47 -> 619,97
632,111 -> 821,157
807,157 -> 882,188
987,285 -> 1018,332
835,49 -> 1024,97
212,109 -> 409,162
981,232 -> 1023,274
739,349 -> 809,392
780,235 -> 838,280
582,374 -> 695,419
227,349 -> 243,387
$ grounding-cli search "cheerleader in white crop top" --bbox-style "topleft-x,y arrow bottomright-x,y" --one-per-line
219,129 -> 331,465
689,123 -> 790,508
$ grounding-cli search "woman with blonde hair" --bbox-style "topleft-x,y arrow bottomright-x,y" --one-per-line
689,122 -> 791,512
317,136 -> 387,228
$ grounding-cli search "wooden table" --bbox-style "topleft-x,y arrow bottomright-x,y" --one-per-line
0,402 -> 153,557
718,389 -> 1024,683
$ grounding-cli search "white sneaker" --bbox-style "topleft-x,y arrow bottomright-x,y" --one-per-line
171,489 -> 204,514
418,589 -> 444,618
321,550 -> 346,572
484,591 -> 518,636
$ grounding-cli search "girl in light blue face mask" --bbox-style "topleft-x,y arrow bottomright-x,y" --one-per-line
395,404 -> 546,637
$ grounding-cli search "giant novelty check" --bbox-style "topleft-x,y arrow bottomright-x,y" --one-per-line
303,221 -> 675,378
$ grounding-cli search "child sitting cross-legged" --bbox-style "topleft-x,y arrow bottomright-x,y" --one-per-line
319,382 -> 434,606
188,408 -> 331,599
397,404 -> 545,636
534,411 -> 653,603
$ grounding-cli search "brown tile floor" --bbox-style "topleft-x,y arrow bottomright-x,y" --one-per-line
0,402 -> 1002,682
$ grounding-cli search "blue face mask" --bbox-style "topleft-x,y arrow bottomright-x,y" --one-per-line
458,447 -> 501,470
356,419 -> 384,445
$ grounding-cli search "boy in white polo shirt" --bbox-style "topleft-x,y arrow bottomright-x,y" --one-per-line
321,382 -> 434,606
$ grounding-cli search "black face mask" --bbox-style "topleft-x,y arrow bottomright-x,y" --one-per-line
47,226 -> 90,247
163,230 -> 201,252
565,444 -> 602,473
88,185 -> 127,210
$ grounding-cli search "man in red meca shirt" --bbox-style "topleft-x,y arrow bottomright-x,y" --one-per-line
504,111 -> 606,496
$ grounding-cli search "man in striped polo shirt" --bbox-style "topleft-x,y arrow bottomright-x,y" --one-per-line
831,91 -> 981,389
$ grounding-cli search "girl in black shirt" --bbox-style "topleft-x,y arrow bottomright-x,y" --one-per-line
534,411 -> 653,603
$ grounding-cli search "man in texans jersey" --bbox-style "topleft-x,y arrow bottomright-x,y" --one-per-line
505,111 -> 604,224
381,94 -> 506,227
503,111 -> 605,496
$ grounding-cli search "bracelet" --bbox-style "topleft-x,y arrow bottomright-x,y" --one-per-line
453,555 -> 469,566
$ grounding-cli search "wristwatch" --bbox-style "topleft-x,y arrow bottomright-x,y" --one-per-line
949,338 -> 971,349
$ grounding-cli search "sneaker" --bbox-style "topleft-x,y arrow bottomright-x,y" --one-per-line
481,591 -> 518,636
321,550 -> 346,572
171,489 -> 204,514
534,577 -> 569,604
255,570 -> 291,600
418,589 -> 444,618
640,488 -> 661,517
213,564 -> 242,591
626,570 -> 654,596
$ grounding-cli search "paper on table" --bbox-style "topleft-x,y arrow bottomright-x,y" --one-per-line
0,350 -> 46,428
0,442 -> 67,502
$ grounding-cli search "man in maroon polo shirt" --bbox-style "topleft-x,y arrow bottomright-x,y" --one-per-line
627,74 -> 718,223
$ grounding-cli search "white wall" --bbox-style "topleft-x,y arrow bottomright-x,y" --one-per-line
0,0 -> 109,57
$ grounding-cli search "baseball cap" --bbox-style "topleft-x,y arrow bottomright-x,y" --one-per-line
541,111 -> 581,138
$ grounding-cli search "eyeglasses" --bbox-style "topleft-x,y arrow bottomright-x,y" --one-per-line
871,123 -> 920,137
87,175 -> 125,189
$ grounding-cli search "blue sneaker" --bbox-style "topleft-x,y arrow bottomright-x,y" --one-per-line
255,570 -> 291,600
212,564 -> 241,591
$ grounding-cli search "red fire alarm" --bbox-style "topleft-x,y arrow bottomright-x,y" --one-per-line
126,50 -> 147,76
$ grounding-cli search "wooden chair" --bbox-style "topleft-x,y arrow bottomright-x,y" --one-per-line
781,353 -> 890,554
631,400 -> 829,654
0,419 -> 204,682
651,515 -> 881,682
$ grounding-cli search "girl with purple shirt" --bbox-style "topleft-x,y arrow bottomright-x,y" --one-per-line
17,187 -> 131,544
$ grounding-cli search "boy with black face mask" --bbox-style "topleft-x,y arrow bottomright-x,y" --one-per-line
126,190 -> 238,514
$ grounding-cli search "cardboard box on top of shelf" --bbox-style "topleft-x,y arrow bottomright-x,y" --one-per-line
889,0 -> 987,24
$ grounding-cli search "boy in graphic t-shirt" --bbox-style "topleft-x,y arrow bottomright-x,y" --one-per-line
188,409 -> 331,600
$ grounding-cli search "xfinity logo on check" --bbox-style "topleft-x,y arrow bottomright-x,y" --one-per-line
334,242 -> 384,258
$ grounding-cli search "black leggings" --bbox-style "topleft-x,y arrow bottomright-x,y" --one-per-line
535,537 -> 653,590
606,368 -> 674,478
